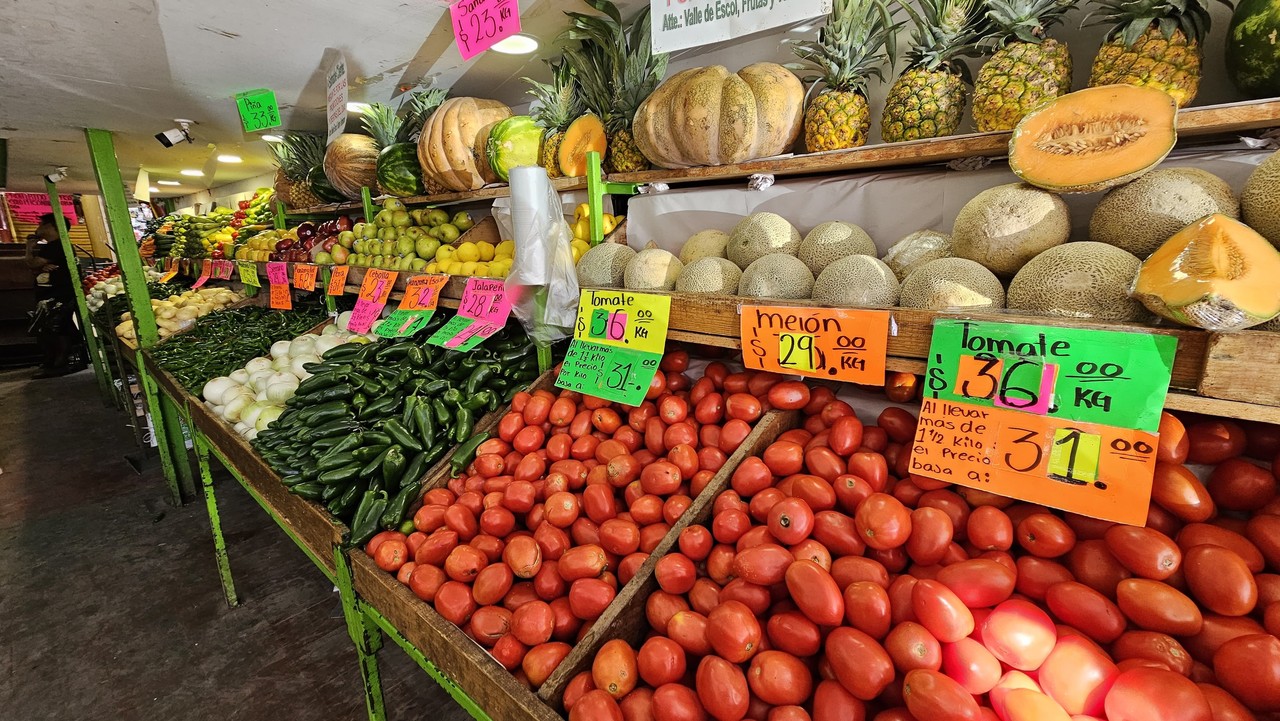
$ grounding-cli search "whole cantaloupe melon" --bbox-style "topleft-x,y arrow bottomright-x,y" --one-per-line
1090,168 -> 1240,258
737,254 -> 814,299
812,255 -> 900,307
576,243 -> 636,288
900,258 -> 1006,310
675,257 -> 742,294
727,212 -> 801,269
680,230 -> 731,264
797,221 -> 877,275
952,183 -> 1071,277
882,230 -> 953,280
1242,150 -> 1280,248
1008,242 -> 1146,321
624,246 -> 684,291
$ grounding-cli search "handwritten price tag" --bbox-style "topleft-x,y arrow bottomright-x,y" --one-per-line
191,261 -> 212,289
236,261 -> 260,287
160,258 -> 179,283
326,264 -> 350,295
559,290 -> 672,405
235,88 -> 282,133
347,268 -> 398,334
266,262 -> 291,310
450,0 -> 521,61
740,305 -> 890,385
456,278 -> 511,323
399,274 -> 449,311
374,309 -> 435,339
293,263 -> 318,292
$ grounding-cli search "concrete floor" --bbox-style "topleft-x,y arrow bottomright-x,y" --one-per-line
0,367 -> 472,721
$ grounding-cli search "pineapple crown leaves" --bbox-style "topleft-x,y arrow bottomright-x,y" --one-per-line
397,88 -> 447,144
1084,0 -> 1232,45
523,57 -> 584,132
268,133 -> 326,180
560,0 -> 669,132
896,0 -> 993,76
786,0 -> 902,93
983,0 -> 1078,46
360,102 -> 402,150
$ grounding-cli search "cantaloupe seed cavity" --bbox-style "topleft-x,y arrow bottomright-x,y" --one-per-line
1033,114 -> 1147,155
1180,227 -> 1248,279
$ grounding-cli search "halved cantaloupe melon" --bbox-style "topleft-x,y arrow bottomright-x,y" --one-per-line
558,114 -> 607,178
1131,213 -> 1280,330
1009,85 -> 1178,193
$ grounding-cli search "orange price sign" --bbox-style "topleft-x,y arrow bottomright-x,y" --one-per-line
293,263 -> 318,291
160,257 -> 179,283
326,264 -> 350,295
740,305 -> 890,385
399,274 -> 448,311
266,262 -> 291,310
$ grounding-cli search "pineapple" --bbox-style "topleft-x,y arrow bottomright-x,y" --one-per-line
524,58 -> 583,178
880,0 -> 989,142
790,0 -> 898,152
1085,0 -> 1228,108
360,102 -> 400,151
269,133 -> 327,210
972,0 -> 1077,131
562,0 -> 668,173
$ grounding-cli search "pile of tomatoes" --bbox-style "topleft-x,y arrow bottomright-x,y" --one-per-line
363,352 -> 782,690
560,386 -> 1280,721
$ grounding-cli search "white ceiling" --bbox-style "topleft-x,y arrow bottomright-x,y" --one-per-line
0,0 -> 1242,198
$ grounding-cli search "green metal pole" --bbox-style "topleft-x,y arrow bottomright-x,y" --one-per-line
587,152 -> 605,245
320,266 -> 338,315
194,431 -> 238,607
361,186 -> 377,224
274,200 -> 287,231
160,393 -> 196,498
44,178 -> 113,402
85,128 -> 182,505
335,546 -> 388,721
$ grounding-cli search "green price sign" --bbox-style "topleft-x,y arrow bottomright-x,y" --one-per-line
235,89 -> 282,133
924,319 -> 1177,432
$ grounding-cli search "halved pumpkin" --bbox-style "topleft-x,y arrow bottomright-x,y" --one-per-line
1131,213 -> 1280,330
558,114 -> 607,178
1009,85 -> 1178,193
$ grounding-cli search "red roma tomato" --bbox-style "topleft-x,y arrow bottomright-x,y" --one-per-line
1213,633 -> 1280,712
1116,579 -> 1204,636
1038,634 -> 1119,717
941,637 -> 1002,694
768,381 -> 811,410
829,416 -> 865,457
1067,539 -> 1132,598
1158,412 -> 1190,464
981,599 -> 1056,670
679,525 -> 713,561
667,445 -> 700,481
560,544 -> 609,581
843,581 -> 892,639
473,562 -> 515,605
696,655 -> 750,721
855,493 -> 912,550
571,690 -> 623,721
375,539 -> 409,572
966,506 -> 1012,551
806,446 -> 849,483
688,578 -> 721,617
638,636 -> 686,688
713,509 -> 753,545
1044,581 -> 1126,644
656,553 -> 698,595
652,682 -> 708,721
565,671 -> 596,712
907,507 -> 954,566
1197,683 -> 1258,721
769,498 -> 816,545
668,610 -> 713,656
812,680 -> 866,721
1113,630 -> 1193,675
1178,523 -> 1266,572
813,510 -> 864,557
444,544 -> 486,583
569,578 -> 616,620
726,393 -> 763,423
512,600 -> 555,646
523,641 -> 572,687
734,544 -> 794,586
847,452 -> 888,493
1183,614 -> 1267,666
600,519 -> 641,556
719,419 -> 753,455
1105,667 -> 1212,721
503,535 -> 543,578
1187,420 -> 1247,465
641,461 -> 683,496
470,605 -> 514,646
707,544 -> 737,585
885,621 -> 942,672
732,457 -> 774,497
707,601 -> 763,663
825,627 -> 895,700
1104,525 -> 1181,580
594,639 -> 639,700
767,610 -> 822,658
1183,544 -> 1257,617
764,441 -> 805,476
877,407 -> 917,444
1246,514 -> 1280,570
884,372 -> 921,403
786,559 -> 845,626
912,579 -> 974,643
409,564 -> 447,602
491,633 -> 528,671
435,580 -> 477,626
988,670 -> 1042,720
1152,462 -> 1216,522
1001,689 -> 1071,721
694,392 -> 724,425
1016,513 -> 1076,558
935,559 -> 1016,609
790,475 -> 837,511
749,650 -> 814,706
902,669 -> 983,721
1209,457 -> 1276,511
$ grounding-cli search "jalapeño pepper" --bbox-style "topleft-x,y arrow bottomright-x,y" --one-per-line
381,418 -> 423,453
381,446 -> 406,487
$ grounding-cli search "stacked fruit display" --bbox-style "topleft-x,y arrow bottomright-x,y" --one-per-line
169,209 -> 237,260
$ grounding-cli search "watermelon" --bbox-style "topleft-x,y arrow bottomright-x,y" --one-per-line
377,143 -> 425,197
307,165 -> 346,203
485,115 -> 542,183
1227,0 -> 1280,98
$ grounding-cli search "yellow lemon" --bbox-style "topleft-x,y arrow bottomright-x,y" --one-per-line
446,261 -> 464,275
460,260 -> 479,275
571,244 -> 585,263
572,217 -> 590,241
495,240 -> 515,258
455,241 -> 480,263
436,246 -> 454,262
477,241 -> 496,261
425,262 -> 439,273
475,262 -> 490,277
601,214 -> 618,235
574,203 -> 590,221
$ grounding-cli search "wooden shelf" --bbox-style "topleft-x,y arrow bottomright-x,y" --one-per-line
289,176 -> 589,216
609,98 -> 1280,186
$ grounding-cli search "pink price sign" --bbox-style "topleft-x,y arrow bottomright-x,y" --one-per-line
265,262 -> 289,286
4,193 -> 77,225
456,277 -> 512,325
450,0 -> 521,61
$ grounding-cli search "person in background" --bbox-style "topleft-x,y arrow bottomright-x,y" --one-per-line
25,213 -> 84,378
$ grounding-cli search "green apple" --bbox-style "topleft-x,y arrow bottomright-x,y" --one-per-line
337,230 -> 356,248
451,211 -> 474,231
397,237 -> 415,255
331,245 -> 350,264
315,251 -> 334,264
415,237 -> 440,258
410,258 -> 428,271
391,210 -> 412,228
426,208 -> 449,227
374,209 -> 395,228
382,198 -> 406,212
436,223 -> 461,242
349,254 -> 364,267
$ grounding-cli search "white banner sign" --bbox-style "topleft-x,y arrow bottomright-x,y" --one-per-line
651,0 -> 829,53
325,51 -> 350,146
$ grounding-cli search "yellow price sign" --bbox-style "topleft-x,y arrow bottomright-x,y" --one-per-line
572,290 -> 670,356
236,260 -> 260,287
777,333 -> 817,373
1048,427 -> 1102,485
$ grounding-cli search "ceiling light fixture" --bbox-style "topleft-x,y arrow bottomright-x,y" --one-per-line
180,169 -> 204,177
490,34 -> 539,54
157,180 -> 181,186
149,186 -> 160,193
347,102 -> 371,113
216,154 -> 242,163
261,134 -> 284,143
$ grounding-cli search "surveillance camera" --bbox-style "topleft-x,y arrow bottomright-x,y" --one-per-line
155,120 -> 194,148
44,167 -> 68,183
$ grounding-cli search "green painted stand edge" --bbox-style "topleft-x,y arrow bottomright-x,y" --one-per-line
585,151 -> 638,245
336,546 -> 388,721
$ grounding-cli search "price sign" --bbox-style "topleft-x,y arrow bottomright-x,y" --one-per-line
326,264 -> 350,295
159,258 -> 179,283
427,277 -> 512,349
347,268 -> 398,334
909,320 -> 1177,524
234,88 -> 282,133
450,0 -> 521,61
236,260 -> 260,287
399,274 -> 449,311
191,261 -> 212,289
374,309 -> 435,338
740,305 -> 890,385
293,263 -> 318,292
556,290 -> 672,405
266,262 -> 291,310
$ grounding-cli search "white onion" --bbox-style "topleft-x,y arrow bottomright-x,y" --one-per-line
240,402 -> 267,429
290,354 -> 320,380
289,335 -> 317,358
223,394 -> 252,422
248,369 -> 275,392
336,310 -> 354,331
229,368 -> 250,385
233,421 -> 250,435
256,405 -> 284,431
202,377 -> 236,403
244,428 -> 258,441
270,340 -> 293,360
245,357 -> 273,374
312,336 -> 342,355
